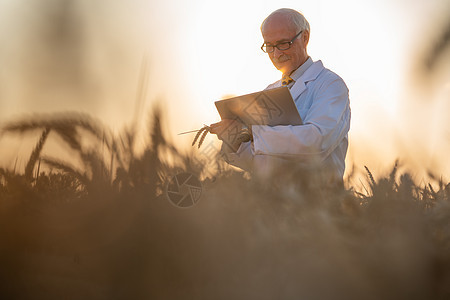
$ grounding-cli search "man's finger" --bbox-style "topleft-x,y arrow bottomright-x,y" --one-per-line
209,122 -> 222,134
209,120 -> 229,134
210,119 -> 243,135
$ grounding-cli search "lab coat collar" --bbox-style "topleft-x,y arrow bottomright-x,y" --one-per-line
290,60 -> 325,100
289,57 -> 314,81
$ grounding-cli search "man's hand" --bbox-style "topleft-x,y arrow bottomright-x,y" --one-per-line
210,119 -> 247,153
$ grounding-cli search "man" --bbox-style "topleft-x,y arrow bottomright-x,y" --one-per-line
210,8 -> 351,182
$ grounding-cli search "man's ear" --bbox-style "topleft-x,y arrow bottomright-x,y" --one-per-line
302,30 -> 310,46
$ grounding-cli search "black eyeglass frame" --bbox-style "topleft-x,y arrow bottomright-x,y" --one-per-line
261,30 -> 303,53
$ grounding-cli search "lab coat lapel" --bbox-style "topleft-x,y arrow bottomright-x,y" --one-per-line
290,60 -> 325,100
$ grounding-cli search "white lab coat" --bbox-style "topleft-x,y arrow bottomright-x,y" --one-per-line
223,60 -> 351,180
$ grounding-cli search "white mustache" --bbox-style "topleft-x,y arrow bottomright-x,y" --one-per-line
274,55 -> 290,64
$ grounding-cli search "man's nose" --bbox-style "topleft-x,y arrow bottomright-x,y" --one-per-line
273,46 -> 284,58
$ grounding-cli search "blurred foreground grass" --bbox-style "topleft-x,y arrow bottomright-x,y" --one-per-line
0,108 -> 449,300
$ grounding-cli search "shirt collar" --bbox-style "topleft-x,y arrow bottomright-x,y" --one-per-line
287,57 -> 313,82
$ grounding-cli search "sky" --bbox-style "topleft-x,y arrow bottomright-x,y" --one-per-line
0,0 -> 449,181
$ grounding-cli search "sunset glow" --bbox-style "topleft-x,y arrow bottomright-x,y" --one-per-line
0,0 -> 449,180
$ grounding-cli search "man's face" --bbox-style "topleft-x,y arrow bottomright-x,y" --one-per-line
261,16 -> 309,75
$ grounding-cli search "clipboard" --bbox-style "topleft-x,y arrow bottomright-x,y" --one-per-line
214,86 -> 303,126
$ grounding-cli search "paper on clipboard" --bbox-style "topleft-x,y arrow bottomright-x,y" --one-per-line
214,86 -> 303,126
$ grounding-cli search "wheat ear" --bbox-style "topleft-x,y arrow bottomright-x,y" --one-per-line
364,166 -> 376,187
198,128 -> 209,148
192,127 -> 205,146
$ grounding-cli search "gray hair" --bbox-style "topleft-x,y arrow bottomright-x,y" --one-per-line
261,8 -> 310,33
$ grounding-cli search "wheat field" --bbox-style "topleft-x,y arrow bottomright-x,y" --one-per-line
0,108 -> 449,300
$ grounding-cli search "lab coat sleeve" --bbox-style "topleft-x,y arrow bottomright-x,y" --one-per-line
252,76 -> 350,162
220,141 -> 254,172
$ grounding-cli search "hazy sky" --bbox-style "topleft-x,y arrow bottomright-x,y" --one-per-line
0,0 -> 449,180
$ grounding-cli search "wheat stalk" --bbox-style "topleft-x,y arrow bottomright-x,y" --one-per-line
197,128 -> 209,148
25,127 -> 50,181
191,126 -> 210,148
41,157 -> 90,188
364,166 -> 376,187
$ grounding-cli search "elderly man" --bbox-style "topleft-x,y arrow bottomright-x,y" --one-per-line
210,8 -> 351,182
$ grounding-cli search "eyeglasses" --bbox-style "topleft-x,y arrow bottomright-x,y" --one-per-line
261,31 -> 303,53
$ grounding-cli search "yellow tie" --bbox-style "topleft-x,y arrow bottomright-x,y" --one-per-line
281,74 -> 294,86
